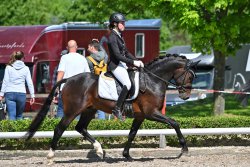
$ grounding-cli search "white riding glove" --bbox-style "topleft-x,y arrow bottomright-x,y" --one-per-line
133,60 -> 144,68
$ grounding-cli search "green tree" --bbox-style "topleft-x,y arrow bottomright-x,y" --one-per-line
0,0 -> 71,25
151,0 -> 250,115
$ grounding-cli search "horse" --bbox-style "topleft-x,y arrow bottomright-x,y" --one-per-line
25,54 -> 199,161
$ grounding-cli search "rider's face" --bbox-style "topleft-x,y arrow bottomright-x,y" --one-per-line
118,22 -> 125,31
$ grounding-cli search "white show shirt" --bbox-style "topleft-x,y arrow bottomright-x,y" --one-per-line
57,52 -> 90,89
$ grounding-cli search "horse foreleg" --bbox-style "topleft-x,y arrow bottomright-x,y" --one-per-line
48,117 -> 74,160
123,118 -> 144,161
148,111 -> 188,153
75,111 -> 104,159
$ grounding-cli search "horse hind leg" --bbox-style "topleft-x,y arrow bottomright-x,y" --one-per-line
75,109 -> 104,159
147,111 -> 188,153
47,116 -> 75,164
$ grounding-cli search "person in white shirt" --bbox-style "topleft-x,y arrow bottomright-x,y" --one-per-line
55,40 -> 90,118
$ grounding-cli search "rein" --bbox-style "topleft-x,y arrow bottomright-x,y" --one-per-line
143,61 -> 195,91
143,67 -> 180,88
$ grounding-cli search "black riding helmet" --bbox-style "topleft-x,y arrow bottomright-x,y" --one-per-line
109,13 -> 126,24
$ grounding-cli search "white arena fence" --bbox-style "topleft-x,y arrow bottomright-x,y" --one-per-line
0,128 -> 250,148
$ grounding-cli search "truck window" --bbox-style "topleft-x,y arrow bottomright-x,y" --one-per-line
36,62 -> 50,93
135,33 -> 145,58
192,72 -> 213,89
167,71 -> 213,90
77,48 -> 85,57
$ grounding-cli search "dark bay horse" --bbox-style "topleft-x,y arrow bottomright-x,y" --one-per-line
25,54 -> 199,161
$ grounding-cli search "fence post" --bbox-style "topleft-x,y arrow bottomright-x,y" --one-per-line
159,134 -> 166,148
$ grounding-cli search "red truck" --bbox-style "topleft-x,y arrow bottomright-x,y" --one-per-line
0,19 -> 161,111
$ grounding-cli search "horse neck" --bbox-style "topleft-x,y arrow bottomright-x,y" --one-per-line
147,59 -> 180,81
145,57 -> 188,90
151,66 -> 173,81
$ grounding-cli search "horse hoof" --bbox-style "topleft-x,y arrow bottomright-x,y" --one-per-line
124,155 -> 133,161
182,147 -> 188,153
93,141 -> 104,159
126,157 -> 134,161
102,150 -> 106,159
181,148 -> 190,156
96,151 -> 104,159
47,159 -> 54,166
47,148 -> 54,159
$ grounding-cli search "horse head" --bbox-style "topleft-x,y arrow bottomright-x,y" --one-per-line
145,54 -> 200,100
172,57 -> 200,100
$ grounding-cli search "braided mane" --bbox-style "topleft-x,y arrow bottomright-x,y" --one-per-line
145,54 -> 187,71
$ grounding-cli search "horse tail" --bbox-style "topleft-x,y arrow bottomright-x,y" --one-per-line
25,79 -> 67,141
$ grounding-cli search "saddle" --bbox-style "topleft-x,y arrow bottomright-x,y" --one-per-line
98,69 -> 140,101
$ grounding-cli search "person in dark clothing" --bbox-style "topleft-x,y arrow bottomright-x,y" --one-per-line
108,12 -> 144,120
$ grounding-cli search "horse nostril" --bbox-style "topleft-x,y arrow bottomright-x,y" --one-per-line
179,93 -> 190,100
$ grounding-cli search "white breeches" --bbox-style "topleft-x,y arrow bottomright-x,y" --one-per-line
111,62 -> 131,90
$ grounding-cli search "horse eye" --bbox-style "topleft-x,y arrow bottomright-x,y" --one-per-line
170,79 -> 176,84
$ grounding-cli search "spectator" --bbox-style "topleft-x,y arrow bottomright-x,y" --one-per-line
0,51 -> 35,120
87,39 -> 107,73
100,29 -> 111,63
51,50 -> 68,117
55,40 -> 90,118
52,50 -> 68,88
86,39 -> 107,119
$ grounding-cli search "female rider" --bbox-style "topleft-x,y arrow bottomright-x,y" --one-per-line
108,13 -> 144,120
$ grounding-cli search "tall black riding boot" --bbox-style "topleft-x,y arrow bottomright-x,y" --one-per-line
112,86 -> 129,120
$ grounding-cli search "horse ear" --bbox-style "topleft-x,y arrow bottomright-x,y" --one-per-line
190,60 -> 201,69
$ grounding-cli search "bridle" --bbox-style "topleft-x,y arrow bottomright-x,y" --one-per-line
173,60 -> 196,91
143,60 -> 196,92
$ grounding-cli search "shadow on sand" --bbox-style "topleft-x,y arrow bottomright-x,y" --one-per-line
54,150 -> 184,164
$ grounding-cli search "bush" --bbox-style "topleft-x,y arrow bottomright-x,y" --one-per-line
0,116 -> 250,149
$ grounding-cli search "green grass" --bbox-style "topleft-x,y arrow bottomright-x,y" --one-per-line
166,94 -> 250,117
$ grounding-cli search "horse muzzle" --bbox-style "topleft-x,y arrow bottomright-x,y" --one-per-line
179,92 -> 190,100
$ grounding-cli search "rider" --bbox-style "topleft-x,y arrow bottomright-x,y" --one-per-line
108,12 -> 144,120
